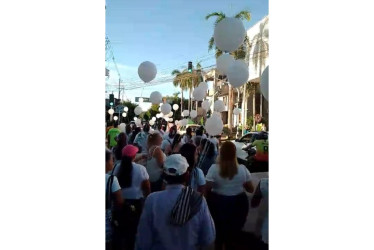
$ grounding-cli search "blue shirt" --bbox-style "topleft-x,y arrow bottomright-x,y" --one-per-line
134,132 -> 149,153
135,184 -> 215,250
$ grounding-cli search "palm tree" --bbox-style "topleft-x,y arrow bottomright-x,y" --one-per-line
252,17 -> 269,118
206,10 -> 251,130
171,69 -> 200,114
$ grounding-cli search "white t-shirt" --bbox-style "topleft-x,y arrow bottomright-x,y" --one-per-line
206,164 -> 251,196
209,137 -> 219,152
161,138 -> 174,151
105,174 -> 121,193
189,168 -> 206,192
113,163 -> 149,199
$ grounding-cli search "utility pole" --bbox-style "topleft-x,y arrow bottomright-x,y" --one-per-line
118,78 -> 121,101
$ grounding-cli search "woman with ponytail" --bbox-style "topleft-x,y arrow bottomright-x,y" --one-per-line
113,144 -> 150,250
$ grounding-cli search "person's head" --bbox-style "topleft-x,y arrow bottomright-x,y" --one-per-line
171,133 -> 182,151
179,143 -> 198,172
199,139 -> 215,157
186,127 -> 192,137
143,123 -> 150,133
199,126 -> 205,133
105,148 -> 114,173
125,124 -> 132,134
147,132 -> 163,149
163,154 -> 189,185
118,145 -> 139,188
114,132 -> 127,160
114,123 -> 118,128
194,136 -> 202,147
258,132 -> 268,140
168,125 -> 177,138
195,129 -> 203,136
218,141 -> 238,180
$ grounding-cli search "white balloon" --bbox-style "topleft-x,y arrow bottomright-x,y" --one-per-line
108,108 -> 114,115
152,117 -> 156,121
135,119 -> 142,126
260,66 -> 269,101
150,91 -> 162,104
216,53 -> 235,75
182,110 -> 190,117
227,60 -> 249,88
190,110 -> 197,118
173,104 -> 179,111
161,103 -> 172,115
134,106 -> 143,115
205,115 -> 224,136
149,120 -> 155,125
202,100 -> 211,111
124,107 -> 128,112
198,82 -> 209,92
134,117 -> 138,121
233,108 -> 240,115
212,111 -> 222,118
156,113 -> 161,118
214,100 -> 225,112
119,123 -> 126,132
192,86 -> 206,101
164,117 -> 169,122
180,118 -> 188,126
113,116 -> 118,121
139,98 -> 144,103
138,61 -> 157,83
169,118 -> 173,122
122,112 -> 127,117
214,17 -> 246,53
167,111 -> 173,117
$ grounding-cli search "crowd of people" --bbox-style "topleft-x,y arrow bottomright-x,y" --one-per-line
106,121 -> 269,250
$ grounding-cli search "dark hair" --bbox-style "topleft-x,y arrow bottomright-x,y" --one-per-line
180,143 -> 197,172
194,136 -> 202,147
169,125 -> 177,139
200,139 -> 215,158
164,172 -> 188,185
186,127 -> 192,137
105,148 -> 112,163
143,123 -> 150,133
117,156 -> 133,188
195,129 -> 203,136
125,124 -> 132,134
114,123 -> 118,128
129,127 -> 141,144
113,133 -> 127,160
170,134 -> 182,153
133,143 -> 142,153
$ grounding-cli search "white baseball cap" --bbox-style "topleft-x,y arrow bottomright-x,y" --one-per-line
164,154 -> 189,176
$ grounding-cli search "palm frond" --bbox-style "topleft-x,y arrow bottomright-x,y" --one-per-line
205,12 -> 225,20
214,15 -> 226,25
208,37 -> 215,51
234,10 -> 251,21
171,69 -> 181,75
215,48 -> 223,59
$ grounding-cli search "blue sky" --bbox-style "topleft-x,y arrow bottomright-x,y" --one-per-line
105,0 -> 268,102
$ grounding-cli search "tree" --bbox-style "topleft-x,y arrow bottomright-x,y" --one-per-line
171,68 -> 200,113
251,17 -> 269,118
206,10 -> 252,131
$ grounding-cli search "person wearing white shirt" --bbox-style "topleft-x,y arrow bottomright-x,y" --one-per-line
161,125 -> 177,151
105,149 -> 123,249
205,141 -> 254,250
113,145 -> 150,250
179,143 -> 206,193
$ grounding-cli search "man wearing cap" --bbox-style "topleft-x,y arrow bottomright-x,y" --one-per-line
135,154 -> 216,250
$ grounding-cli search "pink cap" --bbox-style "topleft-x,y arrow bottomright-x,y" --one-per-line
122,145 -> 139,158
